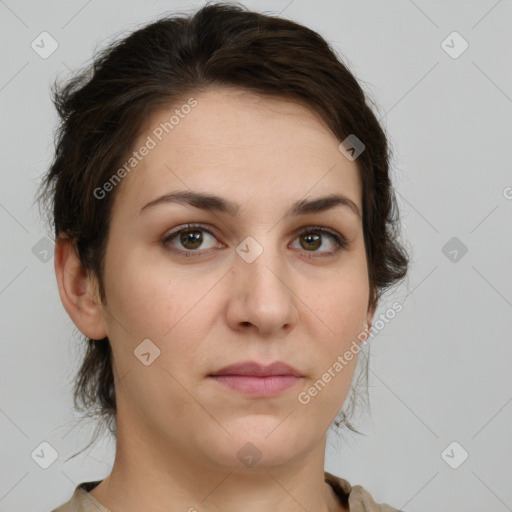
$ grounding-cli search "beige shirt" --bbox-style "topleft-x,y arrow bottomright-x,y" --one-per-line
51,471 -> 403,512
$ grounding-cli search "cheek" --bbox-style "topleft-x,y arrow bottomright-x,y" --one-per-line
101,244 -> 172,342
101,250 -> 205,397
301,272 -> 369,338
299,274 -> 368,408
103,245 -> 221,344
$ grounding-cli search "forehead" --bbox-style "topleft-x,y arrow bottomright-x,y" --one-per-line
113,87 -> 362,218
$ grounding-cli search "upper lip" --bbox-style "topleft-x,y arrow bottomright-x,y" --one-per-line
209,361 -> 303,377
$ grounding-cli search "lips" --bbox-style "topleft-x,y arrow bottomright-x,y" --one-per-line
209,361 -> 303,378
208,361 -> 303,397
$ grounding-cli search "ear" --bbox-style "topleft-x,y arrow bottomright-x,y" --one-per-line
54,234 -> 108,340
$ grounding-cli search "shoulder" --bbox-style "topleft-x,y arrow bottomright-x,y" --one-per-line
51,481 -> 108,512
348,484 -> 404,512
324,471 -> 403,512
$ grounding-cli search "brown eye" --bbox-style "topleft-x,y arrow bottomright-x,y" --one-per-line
162,224 -> 222,256
162,224 -> 348,258
179,229 -> 204,250
300,232 -> 322,251
291,227 -> 348,257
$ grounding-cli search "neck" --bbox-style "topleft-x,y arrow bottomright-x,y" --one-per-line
89,417 -> 343,512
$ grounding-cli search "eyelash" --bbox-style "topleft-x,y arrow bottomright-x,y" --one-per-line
161,223 -> 349,259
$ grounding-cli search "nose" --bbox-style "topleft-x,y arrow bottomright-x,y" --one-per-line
225,239 -> 299,337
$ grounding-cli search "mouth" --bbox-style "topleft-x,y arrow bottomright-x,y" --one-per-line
208,361 -> 303,397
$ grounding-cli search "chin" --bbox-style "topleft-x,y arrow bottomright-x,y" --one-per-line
201,424 -> 309,471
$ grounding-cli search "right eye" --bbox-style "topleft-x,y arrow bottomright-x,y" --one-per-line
162,224 -> 225,257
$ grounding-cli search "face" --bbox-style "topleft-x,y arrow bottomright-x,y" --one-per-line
96,86 -> 374,471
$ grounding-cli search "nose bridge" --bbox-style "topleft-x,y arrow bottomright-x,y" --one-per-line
230,231 -> 297,333
235,232 -> 284,292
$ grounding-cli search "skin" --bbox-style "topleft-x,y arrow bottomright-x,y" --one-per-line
55,86 -> 375,512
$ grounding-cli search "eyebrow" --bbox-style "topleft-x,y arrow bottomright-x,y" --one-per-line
140,190 -> 361,219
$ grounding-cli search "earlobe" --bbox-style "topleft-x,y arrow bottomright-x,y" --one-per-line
54,234 -> 108,340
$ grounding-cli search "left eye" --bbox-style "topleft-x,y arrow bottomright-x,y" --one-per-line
162,224 -> 347,257
291,227 -> 346,255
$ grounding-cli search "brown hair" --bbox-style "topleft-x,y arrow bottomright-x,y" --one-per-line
37,1 -> 408,448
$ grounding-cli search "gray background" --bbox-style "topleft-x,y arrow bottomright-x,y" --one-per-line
1,1 -> 511,511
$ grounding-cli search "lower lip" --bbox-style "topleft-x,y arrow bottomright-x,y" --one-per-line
209,375 -> 301,396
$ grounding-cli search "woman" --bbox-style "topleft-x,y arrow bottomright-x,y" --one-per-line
39,3 -> 409,511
